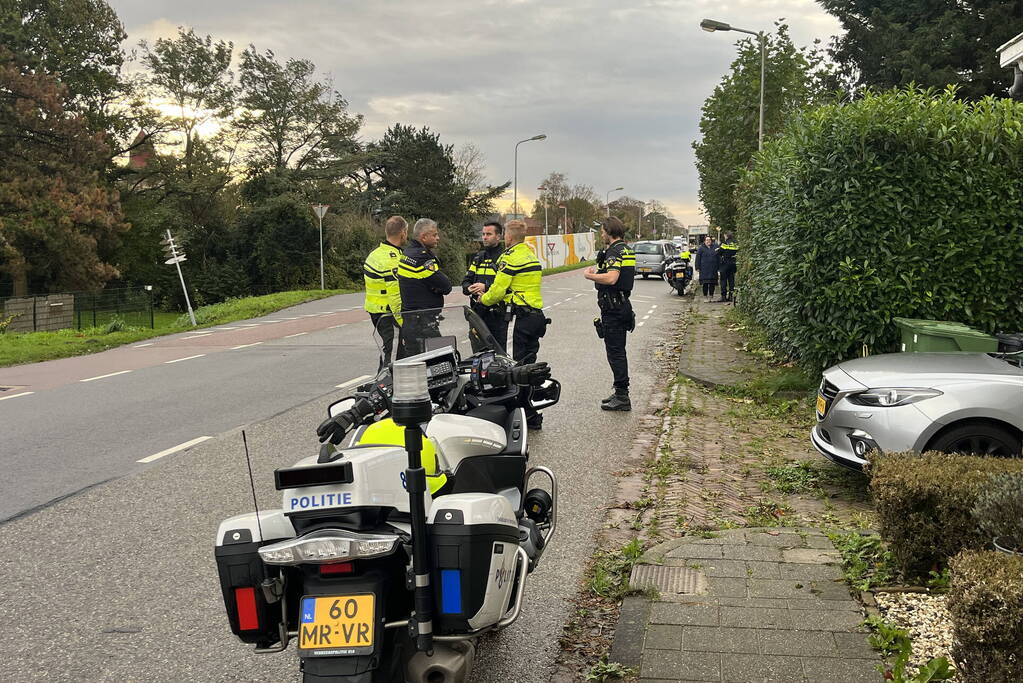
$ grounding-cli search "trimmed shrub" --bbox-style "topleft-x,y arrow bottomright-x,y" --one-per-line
869,452 -> 1023,576
948,550 -> 1023,682
972,472 -> 1023,552
737,87 -> 1023,370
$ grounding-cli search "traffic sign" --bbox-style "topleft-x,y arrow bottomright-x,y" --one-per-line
311,204 -> 329,219
164,255 -> 187,265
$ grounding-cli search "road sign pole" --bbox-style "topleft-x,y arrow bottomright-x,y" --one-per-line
166,229 -> 196,326
311,204 -> 329,290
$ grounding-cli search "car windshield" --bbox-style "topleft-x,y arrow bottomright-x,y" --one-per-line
372,305 -> 504,368
634,243 -> 662,255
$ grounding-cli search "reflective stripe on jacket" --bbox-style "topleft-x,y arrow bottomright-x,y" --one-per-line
461,245 -> 503,295
596,240 -> 636,294
479,241 -> 543,309
397,239 -> 452,311
363,242 -> 402,315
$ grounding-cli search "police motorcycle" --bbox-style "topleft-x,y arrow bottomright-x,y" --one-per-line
214,306 -> 561,683
661,250 -> 693,296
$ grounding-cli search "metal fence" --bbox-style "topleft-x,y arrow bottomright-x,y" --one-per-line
1,287 -> 154,333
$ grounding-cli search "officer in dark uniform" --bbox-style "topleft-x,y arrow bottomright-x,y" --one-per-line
396,218 -> 452,357
716,232 -> 738,302
461,221 -> 507,351
584,216 -> 636,411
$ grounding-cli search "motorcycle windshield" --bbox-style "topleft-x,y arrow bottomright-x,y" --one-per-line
371,305 -> 505,367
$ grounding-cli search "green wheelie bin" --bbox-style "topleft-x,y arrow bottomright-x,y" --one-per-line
893,318 -> 998,353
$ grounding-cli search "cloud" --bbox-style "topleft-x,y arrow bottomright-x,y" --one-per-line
109,0 -> 842,226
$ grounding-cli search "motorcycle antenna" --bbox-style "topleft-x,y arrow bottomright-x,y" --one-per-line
241,430 -> 264,542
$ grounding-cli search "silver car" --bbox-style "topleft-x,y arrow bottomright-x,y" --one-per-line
634,240 -> 676,278
811,352 -> 1023,470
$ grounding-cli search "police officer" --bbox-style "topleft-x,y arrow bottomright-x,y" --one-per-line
461,221 -> 507,350
584,217 -> 635,411
396,218 -> 452,357
475,220 -> 547,429
717,232 -> 738,302
363,215 -> 407,367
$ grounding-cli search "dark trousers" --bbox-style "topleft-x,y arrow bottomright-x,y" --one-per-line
719,264 -> 736,300
602,303 -> 633,394
472,305 -> 509,355
369,312 -> 399,369
512,310 -> 547,364
702,281 -> 717,297
397,312 -> 440,359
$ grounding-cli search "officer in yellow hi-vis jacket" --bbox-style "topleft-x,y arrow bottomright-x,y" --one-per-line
363,215 -> 407,367
475,220 -> 548,428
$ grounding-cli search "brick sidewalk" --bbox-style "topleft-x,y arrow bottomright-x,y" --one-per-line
608,296 -> 881,682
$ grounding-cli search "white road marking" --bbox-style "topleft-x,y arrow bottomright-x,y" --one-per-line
328,324 -> 347,329
0,391 -> 34,402
643,315 -> 651,320
237,323 -> 261,327
230,342 -> 264,350
336,374 -> 373,389
319,313 -> 334,317
212,327 -> 239,331
262,320 -> 281,323
637,321 -> 645,327
80,370 -> 132,383
281,317 -> 300,320
165,354 -> 206,364
300,314 -> 319,317
651,304 -> 658,309
137,436 -> 212,464
133,343 -> 154,348
285,332 -> 307,338
182,334 -> 213,340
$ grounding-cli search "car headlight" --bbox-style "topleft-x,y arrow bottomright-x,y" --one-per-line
847,388 -> 943,408
258,529 -> 400,565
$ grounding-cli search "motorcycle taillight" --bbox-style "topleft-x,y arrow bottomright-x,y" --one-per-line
234,587 -> 260,631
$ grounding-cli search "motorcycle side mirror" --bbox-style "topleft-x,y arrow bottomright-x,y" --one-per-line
327,397 -> 357,418
529,379 -> 562,411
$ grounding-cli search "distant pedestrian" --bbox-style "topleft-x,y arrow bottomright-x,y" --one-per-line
694,235 -> 720,302
717,232 -> 738,303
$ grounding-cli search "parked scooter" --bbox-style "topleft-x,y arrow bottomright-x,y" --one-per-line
214,306 -> 561,682
662,252 -> 693,296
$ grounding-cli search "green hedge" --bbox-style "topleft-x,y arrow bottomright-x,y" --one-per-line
869,452 -> 1023,576
949,550 -> 1023,682
737,87 -> 1023,370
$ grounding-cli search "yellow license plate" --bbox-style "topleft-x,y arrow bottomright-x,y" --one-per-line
299,594 -> 375,655
816,394 -> 827,416
639,267 -> 651,272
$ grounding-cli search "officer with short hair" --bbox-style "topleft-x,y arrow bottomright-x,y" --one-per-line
397,218 -> 452,357
584,217 -> 636,411
363,215 -> 407,367
475,219 -> 547,429
462,221 -> 507,350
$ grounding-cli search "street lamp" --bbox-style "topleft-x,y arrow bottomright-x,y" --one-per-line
637,202 -> 644,240
538,185 -> 549,233
513,134 -> 547,218
557,204 -> 568,234
605,186 -> 624,217
701,18 -> 766,151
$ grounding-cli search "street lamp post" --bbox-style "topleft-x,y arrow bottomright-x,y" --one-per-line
513,134 -> 547,218
701,18 -> 766,151
605,186 -> 624,217
558,205 -> 568,234
637,203 -> 644,240
538,185 -> 549,233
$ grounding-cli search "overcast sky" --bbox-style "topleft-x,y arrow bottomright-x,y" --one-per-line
110,0 -> 841,228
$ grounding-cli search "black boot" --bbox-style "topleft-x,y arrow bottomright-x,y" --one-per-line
602,393 -> 632,411
601,392 -> 618,404
526,413 -> 543,430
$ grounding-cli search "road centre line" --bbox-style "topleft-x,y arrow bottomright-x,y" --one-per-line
212,327 -> 239,331
183,334 -> 213,340
300,314 -> 319,317
237,323 -> 261,327
137,436 -> 212,464
651,304 -> 658,309
285,332 -> 307,338
336,374 -> 374,389
642,315 -> 651,320
637,321 -> 645,327
0,391 -> 34,402
133,343 -> 154,348
80,370 -> 132,383
230,342 -> 264,350
328,324 -> 347,329
165,354 -> 206,364
281,317 -> 300,320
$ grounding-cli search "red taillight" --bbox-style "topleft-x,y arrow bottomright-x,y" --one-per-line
234,587 -> 259,631
320,561 -> 354,575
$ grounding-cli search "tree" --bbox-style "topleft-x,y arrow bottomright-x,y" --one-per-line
236,47 -> 361,173
140,28 -> 235,170
1,0 -> 128,135
0,54 -> 127,295
453,142 -> 488,192
693,23 -> 835,233
819,0 -> 1023,100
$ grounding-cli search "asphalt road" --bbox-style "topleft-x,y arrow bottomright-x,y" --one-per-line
0,271 -> 686,682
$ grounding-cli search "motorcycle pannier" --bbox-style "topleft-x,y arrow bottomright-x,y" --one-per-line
427,493 -> 521,634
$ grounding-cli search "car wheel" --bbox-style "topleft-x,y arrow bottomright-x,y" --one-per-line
928,423 -> 1022,457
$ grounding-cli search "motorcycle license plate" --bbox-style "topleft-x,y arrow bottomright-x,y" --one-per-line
638,267 -> 651,272
816,394 -> 828,418
298,594 -> 375,656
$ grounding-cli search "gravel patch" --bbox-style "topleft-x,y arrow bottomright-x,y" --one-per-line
876,591 -> 956,678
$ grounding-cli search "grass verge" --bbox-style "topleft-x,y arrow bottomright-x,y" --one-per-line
542,259 -> 595,276
0,289 -> 354,368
